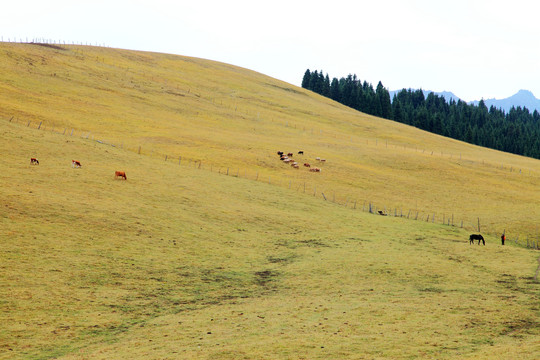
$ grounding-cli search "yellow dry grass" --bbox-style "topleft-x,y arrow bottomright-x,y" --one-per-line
1,43 -> 540,241
0,43 -> 538,359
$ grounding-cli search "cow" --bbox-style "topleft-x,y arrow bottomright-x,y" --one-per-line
30,158 -> 39,165
469,234 -> 485,245
304,163 -> 310,167
115,171 -> 127,180
292,164 -> 299,169
277,151 -> 284,156
298,151 -> 304,155
71,160 -> 81,168
287,152 -> 293,157
310,167 -> 321,172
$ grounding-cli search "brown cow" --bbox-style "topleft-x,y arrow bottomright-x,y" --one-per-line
71,160 -> 81,168
115,171 -> 127,180
309,167 -> 321,172
30,158 -> 39,165
303,163 -> 310,167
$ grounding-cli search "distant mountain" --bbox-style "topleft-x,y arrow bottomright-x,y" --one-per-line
470,90 -> 540,114
391,89 -> 540,114
389,89 -> 462,103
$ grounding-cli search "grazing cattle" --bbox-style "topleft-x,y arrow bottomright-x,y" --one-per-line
315,157 -> 321,161
469,234 -> 485,245
287,152 -> 293,157
277,151 -> 284,156
320,159 -> 326,163
298,151 -> 304,155
378,210 -> 387,216
292,164 -> 299,169
30,158 -> 39,165
309,167 -> 321,172
283,158 -> 292,163
115,171 -> 127,180
71,160 -> 81,168
304,163 -> 310,167
290,162 -> 298,167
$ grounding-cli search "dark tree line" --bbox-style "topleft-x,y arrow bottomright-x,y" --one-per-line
302,69 -> 540,159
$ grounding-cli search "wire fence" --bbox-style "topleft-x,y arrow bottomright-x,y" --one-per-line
5,114 -> 540,251
1,38 -> 107,47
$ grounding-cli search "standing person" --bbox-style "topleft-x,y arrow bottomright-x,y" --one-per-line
501,232 -> 506,245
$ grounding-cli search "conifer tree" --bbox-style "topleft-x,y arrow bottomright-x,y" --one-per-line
301,69 -> 311,89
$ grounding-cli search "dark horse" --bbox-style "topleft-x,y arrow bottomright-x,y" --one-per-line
469,234 -> 485,245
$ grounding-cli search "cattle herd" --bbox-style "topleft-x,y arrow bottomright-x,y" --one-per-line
277,151 -> 324,172
30,157 -> 126,180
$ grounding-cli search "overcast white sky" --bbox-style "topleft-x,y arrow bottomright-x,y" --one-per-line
1,0 -> 539,102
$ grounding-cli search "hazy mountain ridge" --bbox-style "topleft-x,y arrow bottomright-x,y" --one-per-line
470,89 -> 540,113
389,89 -> 461,103
391,89 -> 540,114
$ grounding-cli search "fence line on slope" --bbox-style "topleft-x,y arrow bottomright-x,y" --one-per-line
5,115 -> 540,250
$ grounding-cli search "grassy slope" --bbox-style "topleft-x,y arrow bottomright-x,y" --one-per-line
2,43 -> 540,240
0,43 -> 538,359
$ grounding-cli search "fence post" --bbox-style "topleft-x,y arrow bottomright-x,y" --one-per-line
165,155 -> 167,161
179,156 -> 181,165
321,193 -> 327,201
138,146 -> 141,154
38,121 -> 42,129
478,218 -> 481,232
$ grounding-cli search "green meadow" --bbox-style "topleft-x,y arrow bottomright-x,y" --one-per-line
0,43 -> 538,359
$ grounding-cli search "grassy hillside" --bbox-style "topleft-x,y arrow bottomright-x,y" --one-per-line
2,43 -> 540,242
2,115 -> 539,360
0,43 -> 539,359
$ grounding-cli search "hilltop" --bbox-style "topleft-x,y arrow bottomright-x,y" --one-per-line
0,43 -> 539,359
